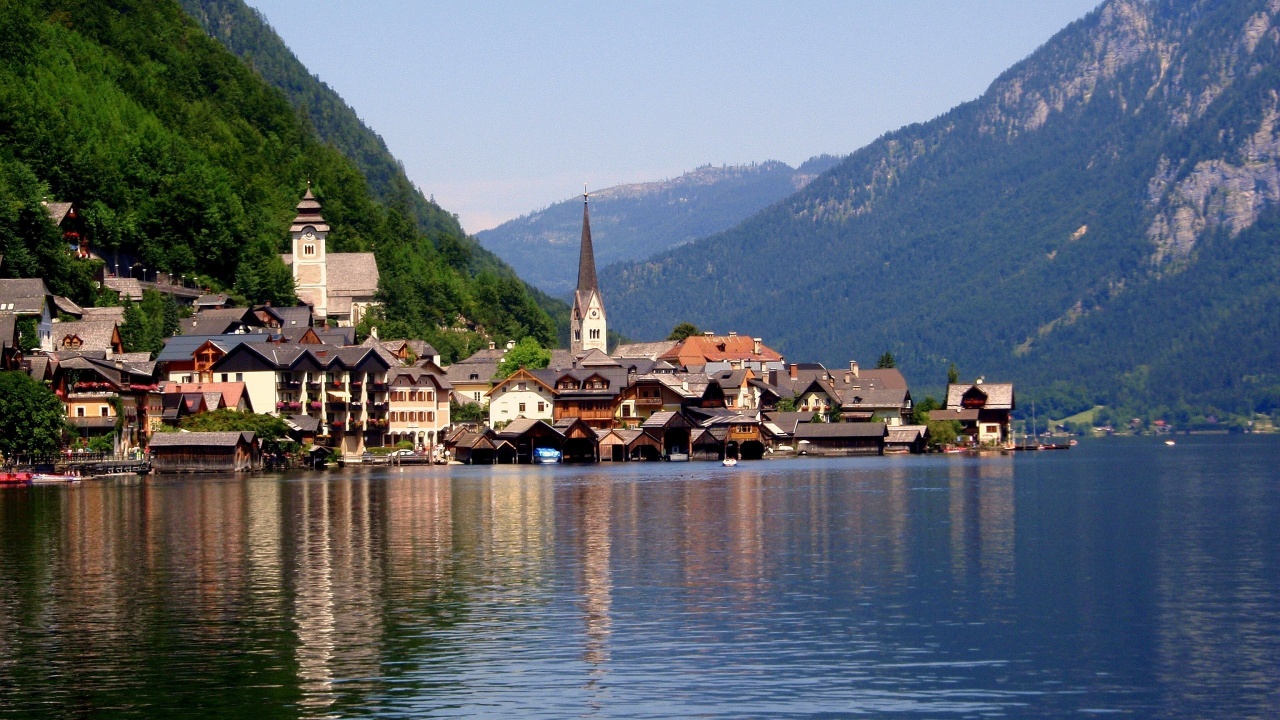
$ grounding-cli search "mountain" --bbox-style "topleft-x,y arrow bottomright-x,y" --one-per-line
477,157 -> 841,296
176,0 -> 571,342
602,0 -> 1280,420
0,0 -> 555,361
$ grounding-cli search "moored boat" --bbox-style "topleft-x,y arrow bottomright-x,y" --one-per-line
533,447 -> 562,464
0,472 -> 33,486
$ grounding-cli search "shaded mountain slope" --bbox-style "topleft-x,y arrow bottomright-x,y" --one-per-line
478,157 -> 840,296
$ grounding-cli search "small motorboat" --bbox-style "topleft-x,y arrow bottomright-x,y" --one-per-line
722,457 -> 738,467
1164,439 -> 1176,446
31,473 -> 83,485
667,452 -> 690,462
533,447 -> 562,464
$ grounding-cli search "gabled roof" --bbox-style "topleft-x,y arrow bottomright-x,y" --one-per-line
492,367 -> 555,394
326,253 -> 379,296
44,201 -> 74,225
659,334 -> 783,367
194,294 -> 228,307
0,278 -> 51,314
496,417 -> 562,440
156,333 -> 273,362
261,305 -> 312,329
51,320 -> 120,353
887,425 -> 927,443
150,431 -> 255,448
163,382 -> 250,412
930,408 -> 981,422
51,295 -> 83,317
612,340 -> 678,360
641,410 -> 693,430
389,366 -> 453,390
284,414 -> 321,434
81,306 -> 126,323
794,422 -> 887,439
102,277 -> 143,301
946,383 -> 1015,410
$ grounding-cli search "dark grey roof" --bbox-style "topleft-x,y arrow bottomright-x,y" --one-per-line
263,305 -> 312,328
284,414 -> 321,433
794,422 -> 888,439
496,417 -> 561,439
576,195 -> 598,294
156,333 -> 273,362
51,321 -> 118,352
150,431 -> 255,448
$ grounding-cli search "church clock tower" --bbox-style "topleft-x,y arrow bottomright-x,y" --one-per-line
570,189 -> 607,354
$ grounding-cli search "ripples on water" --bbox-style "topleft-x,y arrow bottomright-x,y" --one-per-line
0,437 -> 1277,718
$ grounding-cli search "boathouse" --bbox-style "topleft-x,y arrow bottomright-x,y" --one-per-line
793,422 -> 887,456
149,431 -> 261,472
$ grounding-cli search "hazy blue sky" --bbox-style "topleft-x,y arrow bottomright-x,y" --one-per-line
249,1 -> 1101,232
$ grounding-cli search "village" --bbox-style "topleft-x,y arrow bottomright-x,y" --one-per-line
0,190 -> 1016,473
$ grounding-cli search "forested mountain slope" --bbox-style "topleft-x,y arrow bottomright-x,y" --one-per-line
478,157 -> 840,296
0,0 -> 555,361
177,0 -> 571,343
603,0 -> 1280,418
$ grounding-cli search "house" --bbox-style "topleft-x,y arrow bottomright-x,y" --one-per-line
488,368 -> 556,426
385,366 -> 452,449
51,320 -> 124,356
828,363 -> 914,425
159,334 -> 275,384
615,373 -> 694,427
794,422 -> 887,456
886,425 -> 928,454
280,188 -> 379,327
761,411 -> 815,447
179,307 -> 261,336
547,366 -> 628,429
694,411 -> 766,460
612,340 -> 677,360
149,431 -> 261,472
0,278 -> 84,351
160,381 -> 253,424
255,305 -> 312,331
208,342 -> 394,456
43,200 -> 92,259
363,337 -> 441,367
942,381 -> 1015,445
445,342 -> 508,405
193,294 -> 229,310
50,353 -> 161,452
658,332 -> 783,371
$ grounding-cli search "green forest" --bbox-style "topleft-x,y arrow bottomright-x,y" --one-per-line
0,0 -> 558,362
601,0 -> 1280,426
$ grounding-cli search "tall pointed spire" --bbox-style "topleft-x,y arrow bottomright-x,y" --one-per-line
576,186 -> 599,293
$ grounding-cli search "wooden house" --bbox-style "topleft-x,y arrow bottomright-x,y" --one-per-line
793,422 -> 887,456
149,431 -> 261,472
596,428 -> 663,462
553,417 -> 600,462
494,418 -> 564,464
943,381 -> 1015,445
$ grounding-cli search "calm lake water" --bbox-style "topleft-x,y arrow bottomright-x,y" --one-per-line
1,436 -> 1277,718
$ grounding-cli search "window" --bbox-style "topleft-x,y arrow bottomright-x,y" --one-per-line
473,392 -> 481,401
589,329 -> 601,340
236,373 -> 243,382
574,330 -> 581,340
417,411 -> 425,422
517,382 -> 527,391
426,391 -> 433,402
100,406 -> 109,417
303,243 -> 316,256
76,407 -> 85,417
426,412 -> 434,422
537,402 -> 545,412
518,402 -> 526,412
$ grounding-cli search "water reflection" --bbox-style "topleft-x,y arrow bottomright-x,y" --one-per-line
0,440 -> 1277,718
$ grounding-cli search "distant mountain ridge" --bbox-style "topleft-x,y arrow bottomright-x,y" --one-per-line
477,156 -> 840,296
601,0 -> 1280,418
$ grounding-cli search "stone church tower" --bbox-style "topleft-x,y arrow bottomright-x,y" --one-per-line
289,186 -> 330,317
570,190 -> 607,354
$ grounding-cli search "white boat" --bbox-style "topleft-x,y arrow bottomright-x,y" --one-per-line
722,457 -> 738,467
1165,440 -> 1176,446
30,473 -> 82,485
533,447 -> 562,464
667,452 -> 690,462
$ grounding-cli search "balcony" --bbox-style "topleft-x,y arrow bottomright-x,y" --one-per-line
277,401 -> 301,412
349,401 -> 363,412
279,379 -> 301,391
68,416 -> 116,429
366,418 -> 388,430
369,402 -> 389,414
327,401 -> 348,413
306,381 -> 322,393
369,381 -> 388,393
350,379 -> 364,390
636,397 -> 663,406
308,401 -> 323,411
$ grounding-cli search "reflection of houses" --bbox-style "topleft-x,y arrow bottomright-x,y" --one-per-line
938,381 -> 1015,445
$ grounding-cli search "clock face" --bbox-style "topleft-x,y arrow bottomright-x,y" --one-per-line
590,309 -> 598,318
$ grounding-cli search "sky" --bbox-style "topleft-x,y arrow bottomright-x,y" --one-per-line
248,1 -> 1102,233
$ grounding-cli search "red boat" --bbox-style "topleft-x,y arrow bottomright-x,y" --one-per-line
0,472 -> 34,486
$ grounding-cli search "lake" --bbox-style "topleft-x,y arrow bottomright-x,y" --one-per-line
1,436 -> 1277,718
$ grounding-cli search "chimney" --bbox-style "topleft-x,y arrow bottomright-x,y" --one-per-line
844,372 -> 851,384
976,376 -> 984,384
728,331 -> 737,338
789,363 -> 798,380
703,331 -> 714,337
506,339 -> 516,350
849,360 -> 859,378
753,337 -> 762,355
488,341 -> 496,350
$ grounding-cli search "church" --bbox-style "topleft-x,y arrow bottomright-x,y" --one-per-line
570,189 -> 607,355
280,187 -> 380,327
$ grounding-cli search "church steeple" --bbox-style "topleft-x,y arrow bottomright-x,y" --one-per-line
576,187 -> 599,294
571,186 -> 606,355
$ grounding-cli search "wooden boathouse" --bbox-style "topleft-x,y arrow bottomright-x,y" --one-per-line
149,431 -> 262,472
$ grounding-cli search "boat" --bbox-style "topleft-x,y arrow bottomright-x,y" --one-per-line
533,447 -> 562,464
0,472 -> 33,486
1165,439 -> 1176,446
667,451 -> 690,462
31,473 -> 83,485
722,457 -> 738,467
